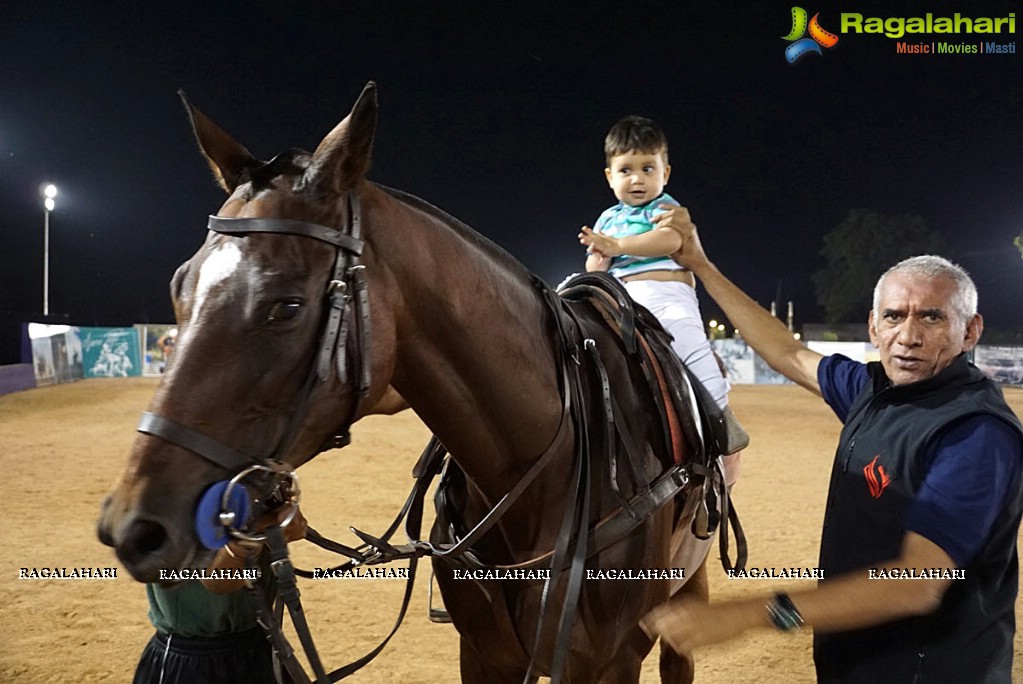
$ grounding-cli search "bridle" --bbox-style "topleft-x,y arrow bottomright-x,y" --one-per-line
137,192 -> 371,517
133,192 -> 375,684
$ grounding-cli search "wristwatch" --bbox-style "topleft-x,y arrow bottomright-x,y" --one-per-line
767,592 -> 804,631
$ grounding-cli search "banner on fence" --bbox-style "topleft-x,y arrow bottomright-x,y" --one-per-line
714,339 -> 887,385
711,339 -> 792,385
975,346 -> 1023,386
80,327 -> 142,378
19,323 -> 1023,389
26,323 -> 84,386
140,324 -> 178,376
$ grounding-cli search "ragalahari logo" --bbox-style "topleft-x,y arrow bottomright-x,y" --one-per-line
863,455 -> 891,499
783,7 -> 840,63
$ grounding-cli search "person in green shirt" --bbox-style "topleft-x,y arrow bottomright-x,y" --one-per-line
133,507 -> 306,684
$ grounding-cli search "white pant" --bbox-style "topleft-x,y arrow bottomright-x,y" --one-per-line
623,279 -> 730,411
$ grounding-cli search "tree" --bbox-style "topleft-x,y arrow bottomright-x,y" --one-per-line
812,210 -> 946,323
1015,230 -> 1023,259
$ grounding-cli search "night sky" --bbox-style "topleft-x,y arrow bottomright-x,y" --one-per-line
2,0 -> 1021,366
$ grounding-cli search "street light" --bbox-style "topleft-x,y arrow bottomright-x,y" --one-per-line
708,319 -> 728,340
42,184 -> 58,316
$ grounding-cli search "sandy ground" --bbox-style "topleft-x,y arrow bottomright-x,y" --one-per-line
1,378 -> 1021,683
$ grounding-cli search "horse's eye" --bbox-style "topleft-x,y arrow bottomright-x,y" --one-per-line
268,298 -> 304,322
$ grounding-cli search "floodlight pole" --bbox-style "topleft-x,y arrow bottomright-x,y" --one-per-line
42,184 -> 58,317
43,206 -> 50,316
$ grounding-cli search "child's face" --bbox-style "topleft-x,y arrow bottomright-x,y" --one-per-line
605,150 -> 671,207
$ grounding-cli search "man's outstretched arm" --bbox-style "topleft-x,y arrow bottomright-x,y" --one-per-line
656,205 -> 824,394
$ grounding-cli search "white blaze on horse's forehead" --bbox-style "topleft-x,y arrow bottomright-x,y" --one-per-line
192,242 -> 243,317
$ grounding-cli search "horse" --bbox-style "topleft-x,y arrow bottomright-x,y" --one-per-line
97,82 -> 729,683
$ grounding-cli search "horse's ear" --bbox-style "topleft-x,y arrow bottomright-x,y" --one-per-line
178,89 -> 256,193
305,81 -> 378,195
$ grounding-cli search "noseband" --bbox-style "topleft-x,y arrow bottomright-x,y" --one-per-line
137,192 -> 370,537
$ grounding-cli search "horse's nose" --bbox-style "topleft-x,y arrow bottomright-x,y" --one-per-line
97,524 -> 114,548
98,493 -> 191,581
119,518 -> 171,569
103,516 -> 181,582
96,495 -> 115,547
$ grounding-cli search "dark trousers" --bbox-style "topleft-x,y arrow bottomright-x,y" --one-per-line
133,626 -> 288,684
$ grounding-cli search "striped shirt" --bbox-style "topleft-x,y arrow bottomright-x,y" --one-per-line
593,192 -> 687,277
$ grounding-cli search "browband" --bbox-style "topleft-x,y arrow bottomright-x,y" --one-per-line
207,216 -> 364,255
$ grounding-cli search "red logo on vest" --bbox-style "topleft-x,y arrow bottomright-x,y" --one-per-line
864,455 -> 891,499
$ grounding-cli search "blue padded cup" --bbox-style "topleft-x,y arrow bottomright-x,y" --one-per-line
195,480 -> 251,550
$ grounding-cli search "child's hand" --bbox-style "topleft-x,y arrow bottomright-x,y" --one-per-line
578,226 -> 622,257
585,252 -> 612,273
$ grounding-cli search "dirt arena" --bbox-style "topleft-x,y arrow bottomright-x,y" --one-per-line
1,378 -> 1021,682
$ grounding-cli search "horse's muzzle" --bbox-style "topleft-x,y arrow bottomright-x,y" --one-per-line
97,494 -> 192,583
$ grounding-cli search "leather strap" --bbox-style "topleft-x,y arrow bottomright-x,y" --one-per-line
137,412 -> 252,471
266,527 -> 330,683
144,193 -> 369,475
207,216 -> 364,253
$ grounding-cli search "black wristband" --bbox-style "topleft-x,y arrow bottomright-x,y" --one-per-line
767,592 -> 804,631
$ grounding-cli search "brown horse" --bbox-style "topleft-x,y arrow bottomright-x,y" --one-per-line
97,83 -> 723,683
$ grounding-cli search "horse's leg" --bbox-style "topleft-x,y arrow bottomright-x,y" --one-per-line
659,557 -> 709,684
458,637 -> 535,684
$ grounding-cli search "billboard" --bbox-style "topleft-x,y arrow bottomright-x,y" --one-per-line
80,327 -> 142,378
26,323 -> 84,386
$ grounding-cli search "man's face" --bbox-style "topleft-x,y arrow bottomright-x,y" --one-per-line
868,272 -> 982,385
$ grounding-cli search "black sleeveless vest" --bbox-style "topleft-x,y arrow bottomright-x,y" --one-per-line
814,354 -> 1023,683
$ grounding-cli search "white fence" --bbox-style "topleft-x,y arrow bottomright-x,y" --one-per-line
712,339 -> 1023,387
7,326 -> 1023,396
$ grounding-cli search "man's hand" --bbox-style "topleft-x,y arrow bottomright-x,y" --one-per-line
578,225 -> 623,257
641,595 -> 765,653
653,205 -> 711,274
274,505 -> 308,544
203,505 -> 308,592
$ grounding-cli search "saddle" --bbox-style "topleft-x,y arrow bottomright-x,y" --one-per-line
433,271 -> 746,575
261,272 -> 748,684
555,271 -> 741,547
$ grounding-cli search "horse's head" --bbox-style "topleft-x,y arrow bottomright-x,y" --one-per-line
98,83 -> 392,581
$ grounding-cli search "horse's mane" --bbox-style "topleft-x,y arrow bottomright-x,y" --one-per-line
246,149 -> 311,191
241,157 -> 535,284
373,183 -> 538,284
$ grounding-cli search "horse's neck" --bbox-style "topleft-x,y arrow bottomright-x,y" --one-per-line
369,191 -> 564,494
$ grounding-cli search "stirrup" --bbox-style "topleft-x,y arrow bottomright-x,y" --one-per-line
427,569 -> 452,623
